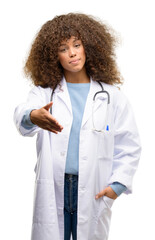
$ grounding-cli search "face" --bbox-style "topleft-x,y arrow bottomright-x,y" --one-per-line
58,36 -> 86,74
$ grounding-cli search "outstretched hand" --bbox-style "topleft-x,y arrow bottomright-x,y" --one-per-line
95,186 -> 118,200
30,102 -> 63,134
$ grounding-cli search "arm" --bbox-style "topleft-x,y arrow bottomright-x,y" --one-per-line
108,90 -> 141,194
21,109 -> 36,130
14,86 -> 42,136
14,86 -> 63,136
95,89 -> 141,200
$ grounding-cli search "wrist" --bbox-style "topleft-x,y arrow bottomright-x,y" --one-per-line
30,109 -> 37,125
110,182 -> 127,197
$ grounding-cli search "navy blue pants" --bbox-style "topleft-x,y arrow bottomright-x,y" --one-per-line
64,174 -> 78,240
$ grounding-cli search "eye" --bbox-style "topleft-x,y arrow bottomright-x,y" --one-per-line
59,48 -> 67,53
74,43 -> 80,48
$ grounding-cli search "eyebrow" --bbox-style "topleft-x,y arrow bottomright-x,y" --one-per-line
59,43 -> 67,47
59,38 -> 80,46
73,37 -> 79,42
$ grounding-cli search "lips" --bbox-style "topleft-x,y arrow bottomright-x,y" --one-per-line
69,59 -> 80,64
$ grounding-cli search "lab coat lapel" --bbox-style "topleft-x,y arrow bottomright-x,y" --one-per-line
54,77 -> 72,115
81,79 -> 108,128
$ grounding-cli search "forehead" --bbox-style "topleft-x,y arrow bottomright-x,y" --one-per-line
59,36 -> 80,45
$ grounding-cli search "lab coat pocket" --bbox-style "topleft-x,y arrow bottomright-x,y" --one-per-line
98,131 -> 114,160
103,196 -> 114,209
94,196 -> 114,238
32,179 -> 56,224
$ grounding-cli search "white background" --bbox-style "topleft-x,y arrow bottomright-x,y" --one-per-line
0,0 -> 155,239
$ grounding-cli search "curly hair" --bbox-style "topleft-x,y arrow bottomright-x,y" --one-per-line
24,13 -> 123,88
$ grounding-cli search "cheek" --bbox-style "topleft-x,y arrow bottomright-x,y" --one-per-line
83,52 -> 86,62
81,48 -> 86,61
58,55 -> 67,68
82,51 -> 86,65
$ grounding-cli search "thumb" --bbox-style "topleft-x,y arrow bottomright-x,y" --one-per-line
43,102 -> 53,111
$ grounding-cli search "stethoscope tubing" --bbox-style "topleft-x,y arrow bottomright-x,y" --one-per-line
93,81 -> 110,104
50,81 -> 110,121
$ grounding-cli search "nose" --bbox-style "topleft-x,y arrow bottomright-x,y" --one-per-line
69,47 -> 76,58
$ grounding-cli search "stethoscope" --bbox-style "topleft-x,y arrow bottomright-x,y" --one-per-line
50,81 -> 110,132
92,81 -> 110,132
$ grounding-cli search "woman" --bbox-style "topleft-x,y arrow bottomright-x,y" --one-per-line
14,13 -> 141,240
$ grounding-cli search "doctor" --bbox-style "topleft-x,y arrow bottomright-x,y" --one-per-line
14,13 -> 141,240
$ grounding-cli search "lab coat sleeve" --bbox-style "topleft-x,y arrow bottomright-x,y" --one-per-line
109,90 -> 141,194
14,86 -> 45,137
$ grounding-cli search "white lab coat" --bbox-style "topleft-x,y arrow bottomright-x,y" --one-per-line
14,77 -> 141,240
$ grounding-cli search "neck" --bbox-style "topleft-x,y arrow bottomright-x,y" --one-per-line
64,68 -> 90,83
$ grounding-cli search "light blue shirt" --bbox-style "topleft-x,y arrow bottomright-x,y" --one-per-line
65,82 -> 90,175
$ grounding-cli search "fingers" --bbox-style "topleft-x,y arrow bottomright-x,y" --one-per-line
39,116 -> 63,133
39,120 -> 62,134
95,189 -> 106,199
45,126 -> 59,134
95,186 -> 118,200
46,115 -> 63,131
47,122 -> 63,133
42,102 -> 63,132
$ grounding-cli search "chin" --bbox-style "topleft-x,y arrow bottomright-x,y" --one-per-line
71,66 -> 85,73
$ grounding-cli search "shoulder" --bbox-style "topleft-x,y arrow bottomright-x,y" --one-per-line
30,86 -> 52,95
27,86 -> 52,105
101,83 -> 131,116
29,86 -> 52,99
102,83 -> 128,102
